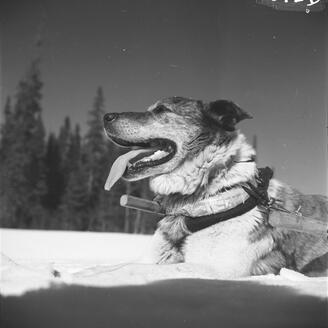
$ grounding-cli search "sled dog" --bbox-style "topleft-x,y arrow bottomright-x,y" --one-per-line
71,97 -> 327,282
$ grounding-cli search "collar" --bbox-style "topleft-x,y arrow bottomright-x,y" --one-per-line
165,187 -> 250,217
184,167 -> 273,233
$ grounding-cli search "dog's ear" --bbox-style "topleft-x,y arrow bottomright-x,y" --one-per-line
205,100 -> 252,131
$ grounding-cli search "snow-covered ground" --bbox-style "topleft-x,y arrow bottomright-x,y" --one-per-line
1,228 -> 327,296
1,228 -> 152,295
1,228 -> 151,264
1,229 -> 327,328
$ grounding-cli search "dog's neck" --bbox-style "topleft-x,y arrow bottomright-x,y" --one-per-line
149,133 -> 257,197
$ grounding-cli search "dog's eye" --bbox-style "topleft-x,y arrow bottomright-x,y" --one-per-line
153,105 -> 170,115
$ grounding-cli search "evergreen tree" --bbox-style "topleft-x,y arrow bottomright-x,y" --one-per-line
61,124 -> 89,230
67,123 -> 82,170
58,116 -> 72,162
0,60 -> 46,227
0,97 -> 15,226
58,116 -> 72,186
43,133 -> 63,211
62,163 -> 89,230
0,97 -> 14,161
83,87 -> 124,231
84,87 -> 107,207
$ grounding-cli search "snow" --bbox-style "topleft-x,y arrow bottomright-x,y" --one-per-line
1,228 -> 327,298
1,228 -> 327,327
1,228 -> 327,297
1,228 -> 151,263
1,228 -> 152,296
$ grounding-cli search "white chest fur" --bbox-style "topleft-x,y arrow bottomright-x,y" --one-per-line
183,208 -> 275,278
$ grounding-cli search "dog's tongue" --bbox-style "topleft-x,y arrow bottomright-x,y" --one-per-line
104,149 -> 151,191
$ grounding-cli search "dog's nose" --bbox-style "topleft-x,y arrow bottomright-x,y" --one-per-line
104,113 -> 118,123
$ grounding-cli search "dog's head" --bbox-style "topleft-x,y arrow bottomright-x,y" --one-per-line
103,97 -> 252,184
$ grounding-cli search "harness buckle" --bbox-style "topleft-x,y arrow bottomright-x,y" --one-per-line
294,205 -> 303,217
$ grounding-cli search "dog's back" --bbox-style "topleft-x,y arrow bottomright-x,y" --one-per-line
267,179 -> 328,275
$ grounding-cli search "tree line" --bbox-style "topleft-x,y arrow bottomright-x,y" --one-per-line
0,60 -> 158,233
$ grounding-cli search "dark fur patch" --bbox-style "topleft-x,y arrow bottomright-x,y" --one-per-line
204,100 -> 252,131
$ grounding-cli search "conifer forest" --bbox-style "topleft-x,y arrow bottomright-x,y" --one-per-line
0,60 -> 158,233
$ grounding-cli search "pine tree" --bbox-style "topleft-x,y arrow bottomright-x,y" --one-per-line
0,60 -> 46,227
0,97 -> 15,225
81,86 -> 137,231
58,116 -> 72,186
58,117 -> 72,162
0,97 -> 14,161
60,124 -> 89,230
83,87 -> 125,231
84,87 -> 107,207
43,133 -> 63,211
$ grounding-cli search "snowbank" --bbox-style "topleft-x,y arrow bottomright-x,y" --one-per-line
1,228 -> 327,297
1,229 -> 327,328
1,228 -> 151,263
1,228 -> 152,296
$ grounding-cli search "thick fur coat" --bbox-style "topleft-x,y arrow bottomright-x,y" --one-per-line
99,97 -> 328,280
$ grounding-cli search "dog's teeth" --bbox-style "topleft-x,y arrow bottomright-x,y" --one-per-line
150,150 -> 169,160
137,150 -> 169,163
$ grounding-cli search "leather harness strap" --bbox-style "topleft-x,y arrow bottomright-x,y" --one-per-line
184,167 -> 274,233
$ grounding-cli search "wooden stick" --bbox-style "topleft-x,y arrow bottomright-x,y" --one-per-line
120,195 -> 164,216
120,195 -> 327,235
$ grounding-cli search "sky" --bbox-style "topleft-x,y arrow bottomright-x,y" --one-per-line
0,0 -> 327,194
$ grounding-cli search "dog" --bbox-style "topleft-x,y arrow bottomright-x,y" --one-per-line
72,97 -> 327,283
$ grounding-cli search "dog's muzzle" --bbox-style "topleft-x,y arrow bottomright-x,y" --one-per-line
103,111 -> 177,190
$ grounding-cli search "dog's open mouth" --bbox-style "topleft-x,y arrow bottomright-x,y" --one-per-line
104,136 -> 176,190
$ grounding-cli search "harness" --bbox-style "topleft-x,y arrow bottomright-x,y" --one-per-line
184,167 -> 274,233
119,168 -> 327,236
